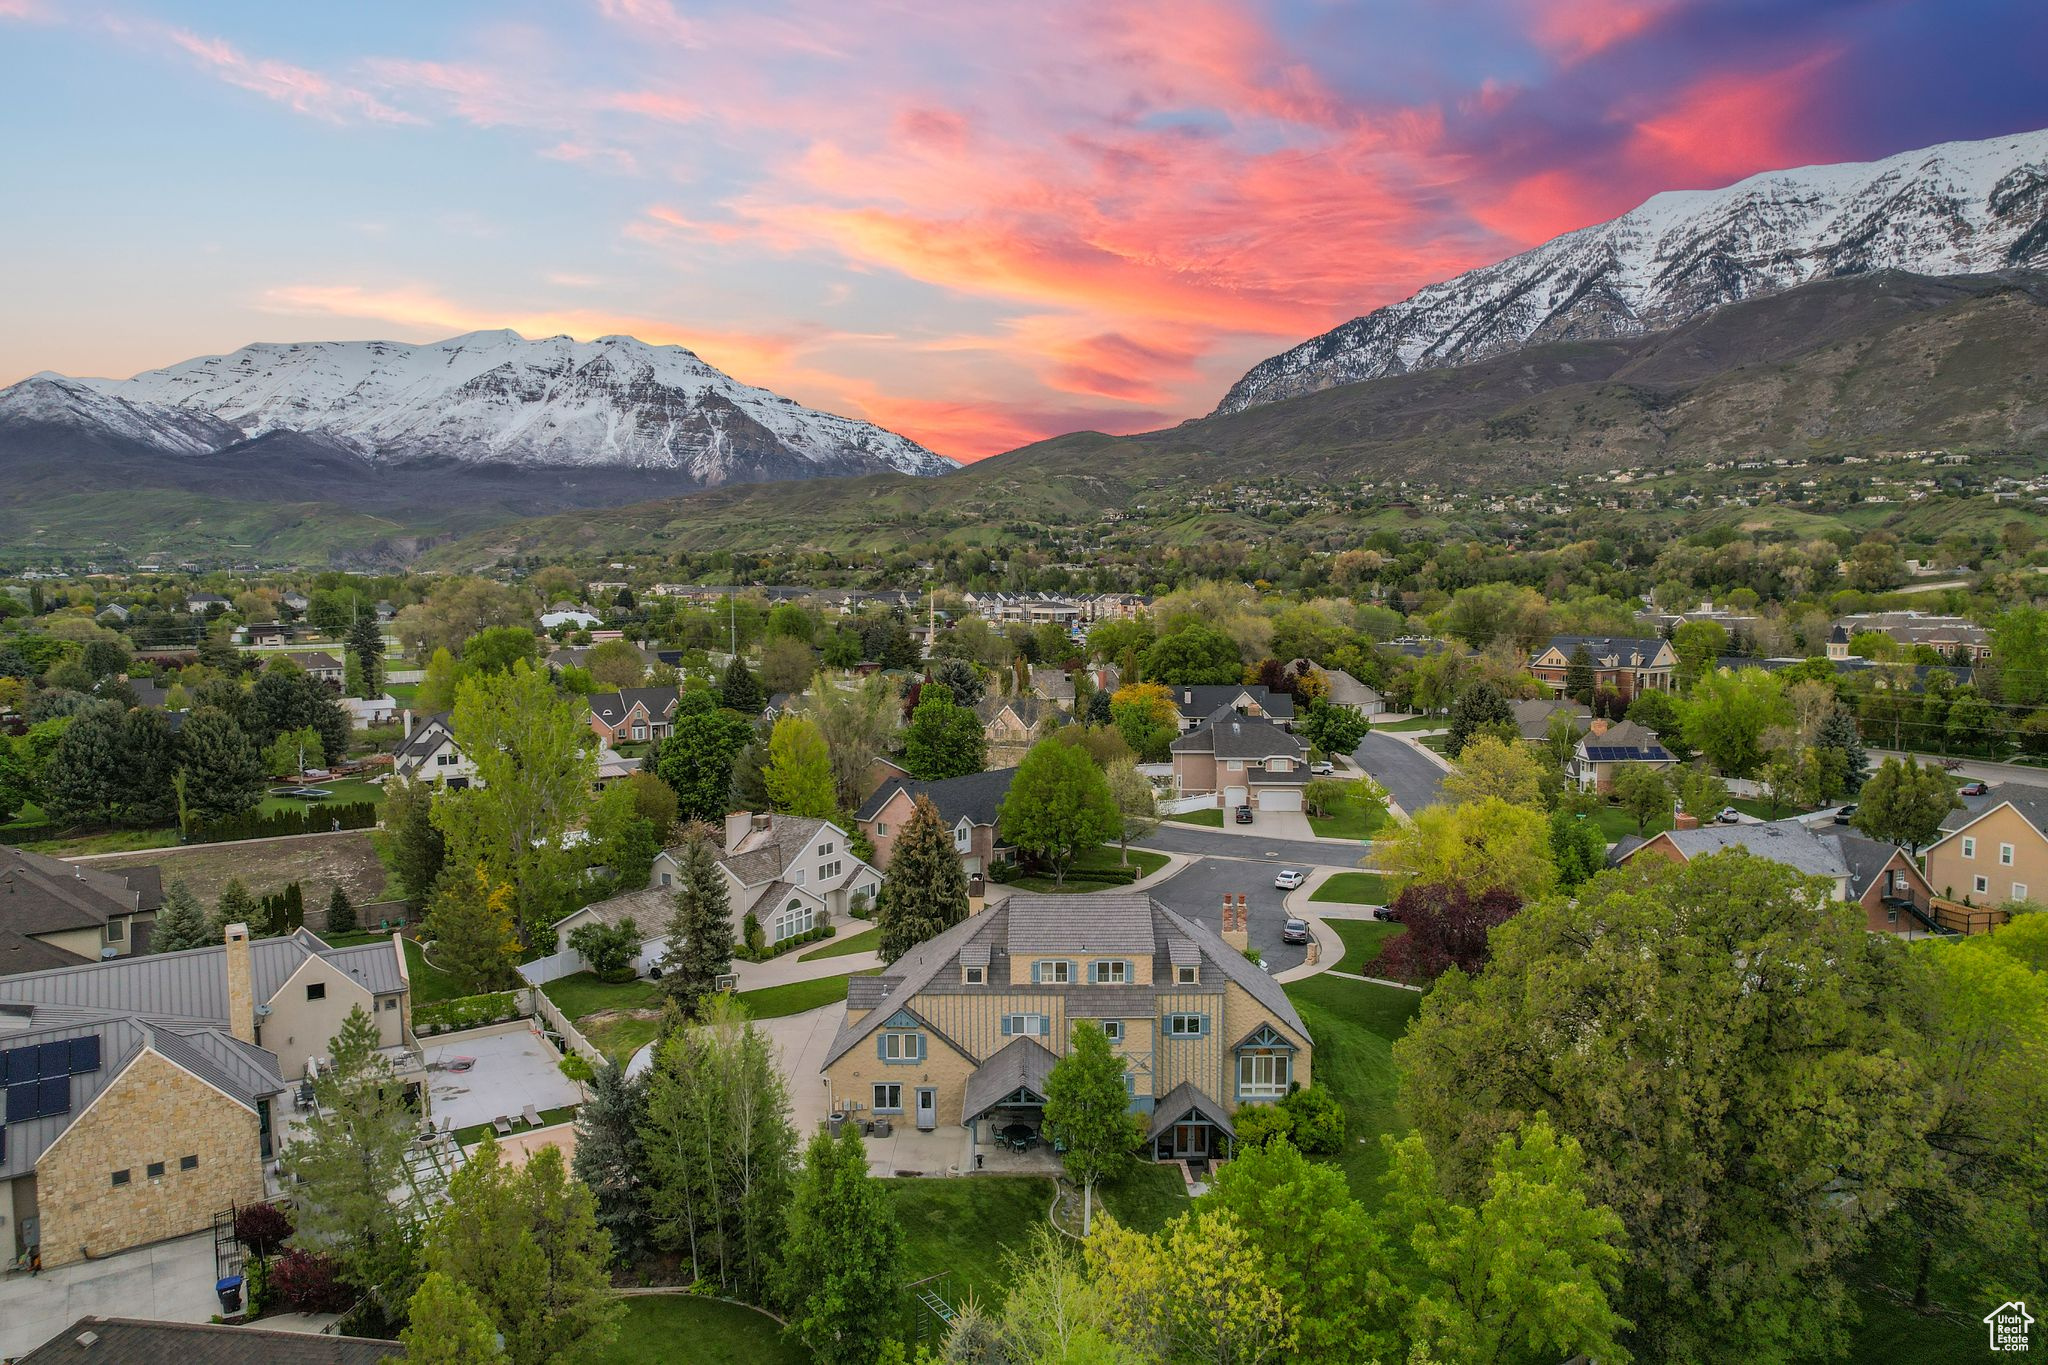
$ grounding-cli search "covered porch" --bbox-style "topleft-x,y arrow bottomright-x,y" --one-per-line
1147,1082 -> 1235,1164
963,1036 -> 1062,1169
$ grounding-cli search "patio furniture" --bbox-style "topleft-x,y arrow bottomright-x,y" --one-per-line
439,1115 -> 453,1136
493,1115 -> 513,1137
523,1104 -> 543,1127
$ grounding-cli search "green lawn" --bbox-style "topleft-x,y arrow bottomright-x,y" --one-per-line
1009,846 -> 1169,894
403,938 -> 467,1005
1580,804 -> 1672,843
799,925 -> 879,960
1167,807 -> 1224,827
596,1295 -> 805,1365
452,1105 -> 578,1148
255,775 -> 383,817
732,968 -> 882,1020
543,971 -> 663,1019
888,1176 -> 1053,1320
0,804 -> 181,856
1096,1162 -> 1190,1234
1730,796 -> 1812,821
1370,716 -> 1444,733
1325,919 -> 1405,974
1310,871 -> 1390,905
581,1013 -> 663,1064
1284,973 -> 1423,1198
319,929 -> 390,949
1418,735 -> 1453,756
1307,783 -> 1390,842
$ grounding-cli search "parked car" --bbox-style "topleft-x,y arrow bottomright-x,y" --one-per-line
1234,805 -> 1254,824
1834,803 -> 1859,825
1310,760 -> 1334,775
1281,918 -> 1311,945
1274,869 -> 1306,890
1960,780 -> 1990,796
1715,807 -> 1742,824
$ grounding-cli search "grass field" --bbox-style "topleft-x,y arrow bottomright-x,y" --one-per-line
1370,717 -> 1445,733
543,971 -> 662,1019
1324,919 -> 1405,974
1580,804 -> 1672,842
1284,973 -> 1423,1198
1167,808 -> 1224,827
1096,1162 -> 1190,1233
1010,846 -> 1168,893
582,1013 -> 663,1064
255,775 -> 383,817
1310,871 -> 1391,905
887,1176 -> 1053,1321
0,807 -> 181,856
733,968 -> 882,1020
596,1295 -> 804,1365
798,924 -> 879,960
403,938 -> 468,1005
1308,783 -> 1390,841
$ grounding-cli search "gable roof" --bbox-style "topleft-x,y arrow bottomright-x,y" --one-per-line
962,1036 -> 1060,1119
1512,698 -> 1590,741
1576,719 -> 1672,764
589,686 -> 681,727
976,694 -> 1058,730
1169,684 -> 1294,722
0,844 -> 150,943
20,1317 -> 402,1365
1935,783 -> 2048,842
394,711 -> 456,763
1145,1080 -> 1235,1142
1285,660 -> 1378,708
1634,819 -> 1850,880
856,767 -> 1019,828
1537,635 -> 1671,667
1169,713 -> 1306,759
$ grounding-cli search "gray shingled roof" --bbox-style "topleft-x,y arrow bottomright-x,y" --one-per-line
1006,890 -> 1157,955
393,712 -> 455,763
0,930 -> 90,974
962,1036 -> 1060,1119
718,816 -> 831,888
0,843 -> 148,940
1830,830 -> 1908,901
557,887 -> 672,938
856,767 -> 1019,827
1539,635 -> 1670,666
1645,819 -> 1849,879
1938,783 -> 2048,837
1170,685 -> 1295,722
19,1318 -> 402,1365
589,686 -> 680,727
1513,698 -> 1590,742
1170,714 -> 1306,759
1145,1081 -> 1235,1142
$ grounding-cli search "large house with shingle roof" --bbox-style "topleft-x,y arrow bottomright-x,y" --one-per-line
857,767 -> 1019,878
0,924 -> 418,1268
20,1316 -> 403,1364
1567,718 -> 1676,792
621,812 -> 881,953
1170,713 -> 1309,813
391,711 -> 478,789
1168,684 -> 1294,732
1617,818 -> 1940,935
1,844 -> 164,975
1925,782 -> 2048,919
586,686 -> 679,746
1529,635 -> 1675,701
821,890 -> 1311,1162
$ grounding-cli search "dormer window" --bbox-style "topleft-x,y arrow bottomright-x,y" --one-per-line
1176,965 -> 1198,985
964,965 -> 985,985
1092,961 -> 1127,985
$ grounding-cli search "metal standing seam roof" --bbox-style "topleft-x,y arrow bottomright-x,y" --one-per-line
0,929 -> 405,1023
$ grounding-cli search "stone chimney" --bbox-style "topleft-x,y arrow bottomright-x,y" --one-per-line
224,922 -> 256,1045
1589,717 -> 1610,737
1221,894 -> 1250,953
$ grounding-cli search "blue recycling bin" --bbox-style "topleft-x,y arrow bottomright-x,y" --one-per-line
216,1275 -> 244,1314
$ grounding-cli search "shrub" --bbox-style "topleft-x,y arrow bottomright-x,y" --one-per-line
270,1247 -> 353,1313
234,1201 -> 293,1256
243,1253 -> 272,1315
414,991 -> 521,1034
325,886 -> 356,935
1279,1085 -> 1346,1156
986,859 -> 1017,884
1233,1104 -> 1294,1150
742,912 -> 766,956
189,801 -> 377,845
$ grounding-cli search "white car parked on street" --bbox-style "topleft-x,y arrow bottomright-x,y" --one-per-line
1273,869 -> 1307,890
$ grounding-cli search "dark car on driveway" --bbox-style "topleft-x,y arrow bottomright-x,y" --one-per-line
1234,805 -> 1254,824
1960,780 -> 1990,796
1834,803 -> 1859,825
1281,918 -> 1311,945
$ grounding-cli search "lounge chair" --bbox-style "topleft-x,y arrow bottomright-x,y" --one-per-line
523,1104 -> 543,1128
492,1115 -> 513,1137
439,1114 -> 453,1136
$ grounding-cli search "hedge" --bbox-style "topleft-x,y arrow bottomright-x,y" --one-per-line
736,923 -> 834,963
415,991 -> 523,1035
189,801 -> 378,845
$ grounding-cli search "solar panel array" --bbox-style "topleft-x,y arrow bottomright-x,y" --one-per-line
2,1034 -> 100,1125
1583,746 -> 1668,763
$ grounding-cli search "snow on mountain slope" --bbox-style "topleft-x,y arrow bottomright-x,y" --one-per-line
1218,127 -> 2048,414
0,373 -> 242,455
18,330 -> 954,480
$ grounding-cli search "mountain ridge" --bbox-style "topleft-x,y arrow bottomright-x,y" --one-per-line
1217,126 -> 2048,414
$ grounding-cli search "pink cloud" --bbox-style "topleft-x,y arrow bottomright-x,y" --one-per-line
161,28 -> 421,126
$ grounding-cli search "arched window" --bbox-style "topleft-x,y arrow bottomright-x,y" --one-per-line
772,896 -> 814,943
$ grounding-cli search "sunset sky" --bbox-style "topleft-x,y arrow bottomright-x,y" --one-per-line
3,0 -> 2042,460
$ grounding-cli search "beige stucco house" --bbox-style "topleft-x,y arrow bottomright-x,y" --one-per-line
1925,784 -> 2048,924
1,845 -> 163,975
1170,713 -> 1309,812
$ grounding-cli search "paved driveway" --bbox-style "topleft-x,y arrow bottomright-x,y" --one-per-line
0,1231 -> 219,1361
1142,823 -> 1365,868
1147,857 -> 1312,974
1352,733 -> 1445,817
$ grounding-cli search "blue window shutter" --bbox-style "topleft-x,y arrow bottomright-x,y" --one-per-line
876,1035 -> 886,1060
914,1034 -> 925,1061
1030,961 -> 1041,985
1039,1014 -> 1051,1037
1001,1016 -> 1013,1037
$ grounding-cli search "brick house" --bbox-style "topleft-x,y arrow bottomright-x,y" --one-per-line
1618,818 -> 1943,935
820,889 -> 1312,1161
1170,713 -> 1309,812
1528,636 -> 1675,701
1566,718 -> 1677,792
1,845 -> 164,975
857,767 -> 1019,877
0,925 -> 418,1268
976,696 -> 1059,762
587,687 -> 680,746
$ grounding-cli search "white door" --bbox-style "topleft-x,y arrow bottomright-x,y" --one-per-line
1259,789 -> 1303,813
916,1087 -> 937,1131
1224,785 -> 1248,808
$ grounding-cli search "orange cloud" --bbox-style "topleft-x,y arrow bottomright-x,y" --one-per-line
1629,49 -> 1840,181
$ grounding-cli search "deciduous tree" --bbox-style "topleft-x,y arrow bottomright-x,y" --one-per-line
763,714 -> 838,819
652,702 -> 754,823
1380,882 -> 1521,981
1384,797 -> 1555,899
999,738 -> 1120,886
1141,623 -> 1243,685
1610,760 -> 1673,834
424,864 -> 522,993
1104,758 -> 1158,866
1853,755 -> 1961,855
1442,734 -> 1547,808
902,685 -> 985,779
1043,1021 -> 1145,1235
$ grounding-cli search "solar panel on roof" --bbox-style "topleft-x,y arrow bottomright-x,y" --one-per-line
37,1075 -> 67,1119
38,1040 -> 69,1077
70,1035 -> 100,1074
5,1082 -> 35,1124
0,1048 -> 27,1086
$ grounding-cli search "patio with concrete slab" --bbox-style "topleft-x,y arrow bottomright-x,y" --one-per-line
0,1230 -> 221,1362
423,1024 -> 585,1131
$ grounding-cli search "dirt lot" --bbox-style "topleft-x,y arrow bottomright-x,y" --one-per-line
78,830 -> 392,915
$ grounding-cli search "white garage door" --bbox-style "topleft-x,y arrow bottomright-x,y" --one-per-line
1223,785 -> 1248,808
1259,789 -> 1303,812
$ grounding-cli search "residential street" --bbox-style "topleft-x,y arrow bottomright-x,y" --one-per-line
1138,822 -> 1367,867
1145,856 -> 1315,974
1352,731 -> 1446,816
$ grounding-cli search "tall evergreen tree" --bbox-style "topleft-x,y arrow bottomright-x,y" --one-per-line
1084,686 -> 1115,728
283,1006 -> 421,1309
346,613 -> 385,699
399,1272 -> 501,1365
384,777 -> 446,908
573,1061 -> 652,1261
325,885 -> 357,935
150,879 -> 212,953
423,864 -> 522,993
773,1123 -> 903,1364
1565,644 -> 1596,703
720,658 -> 765,713
41,700 -> 126,825
418,1137 -> 622,1365
177,706 -> 266,825
117,708 -> 179,825
661,833 -> 735,1017
875,794 -> 969,962
210,878 -> 256,940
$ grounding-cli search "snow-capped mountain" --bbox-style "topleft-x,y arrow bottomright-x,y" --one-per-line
6,330 -> 954,482
1217,127 -> 2048,414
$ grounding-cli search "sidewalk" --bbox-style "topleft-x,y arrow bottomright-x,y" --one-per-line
734,941 -> 882,989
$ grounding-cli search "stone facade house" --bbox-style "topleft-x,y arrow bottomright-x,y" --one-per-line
0,926 -> 418,1268
1170,713 -> 1309,812
820,890 -> 1312,1162
857,767 -> 1019,877
1,845 -> 163,975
